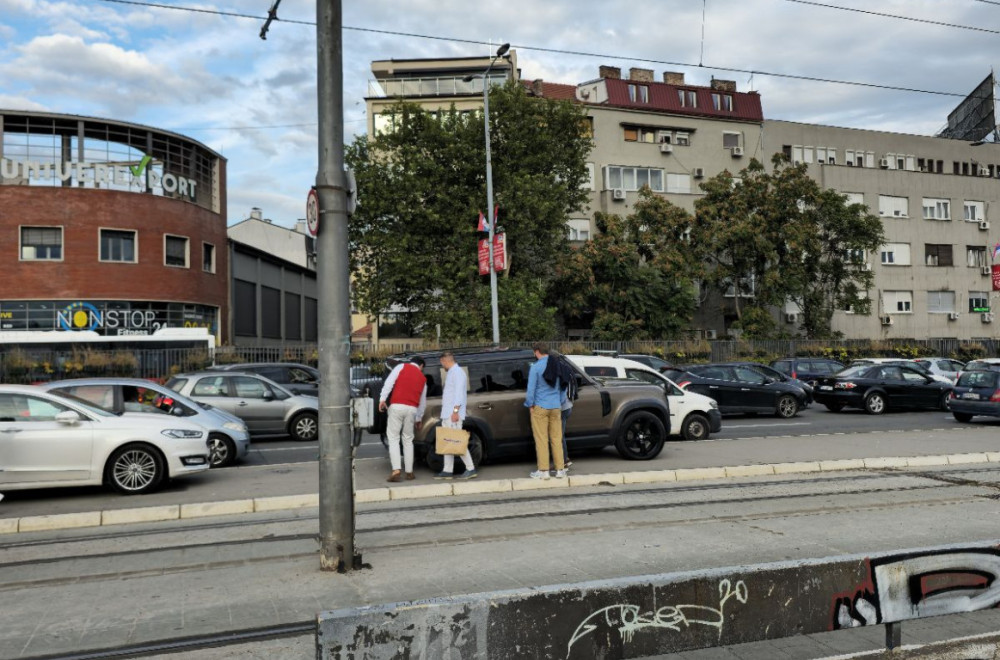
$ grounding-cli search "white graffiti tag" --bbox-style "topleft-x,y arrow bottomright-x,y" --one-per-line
567,579 -> 748,657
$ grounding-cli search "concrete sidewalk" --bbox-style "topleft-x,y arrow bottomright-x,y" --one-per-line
2,425 -> 999,534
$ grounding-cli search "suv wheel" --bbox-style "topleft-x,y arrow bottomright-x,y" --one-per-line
424,428 -> 485,473
615,411 -> 666,460
680,413 -> 710,441
290,412 -> 318,441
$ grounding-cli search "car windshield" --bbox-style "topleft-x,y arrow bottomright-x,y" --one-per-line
957,370 -> 998,388
836,366 -> 870,378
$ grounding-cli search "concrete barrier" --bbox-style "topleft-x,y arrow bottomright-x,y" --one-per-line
318,539 -> 1000,659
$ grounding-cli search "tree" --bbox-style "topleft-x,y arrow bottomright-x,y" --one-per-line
556,189 -> 698,340
346,82 -> 591,341
690,156 -> 883,338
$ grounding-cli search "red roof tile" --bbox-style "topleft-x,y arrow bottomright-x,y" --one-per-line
603,78 -> 763,122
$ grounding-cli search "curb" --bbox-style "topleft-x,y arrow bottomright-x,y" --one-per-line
3,452 -> 997,535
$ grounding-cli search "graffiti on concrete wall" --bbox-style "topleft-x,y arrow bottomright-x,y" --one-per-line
832,549 -> 1000,629
567,578 -> 748,657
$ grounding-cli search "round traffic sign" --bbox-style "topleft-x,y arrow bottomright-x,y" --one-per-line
306,188 -> 319,236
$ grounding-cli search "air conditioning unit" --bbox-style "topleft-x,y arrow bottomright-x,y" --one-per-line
879,157 -> 890,168
731,146 -> 744,157
983,312 -> 995,323
659,143 -> 673,154
693,167 -> 705,178
948,312 -> 960,321
880,314 -> 893,326
982,265 -> 991,276
980,220 -> 990,230
704,329 -> 718,340
979,166 -> 990,176
612,188 -> 626,201
784,313 -> 798,324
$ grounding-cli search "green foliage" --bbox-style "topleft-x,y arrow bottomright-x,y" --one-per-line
347,82 -> 591,341
555,189 -> 698,340
954,343 -> 987,362
691,156 -> 884,339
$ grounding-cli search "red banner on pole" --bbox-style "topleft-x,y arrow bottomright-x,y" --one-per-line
478,239 -> 490,275
493,232 -> 507,272
992,264 -> 1000,291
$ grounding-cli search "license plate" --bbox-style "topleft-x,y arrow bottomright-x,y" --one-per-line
962,392 -> 980,400
819,385 -> 833,391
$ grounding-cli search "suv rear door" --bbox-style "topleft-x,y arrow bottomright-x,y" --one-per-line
465,359 -> 534,453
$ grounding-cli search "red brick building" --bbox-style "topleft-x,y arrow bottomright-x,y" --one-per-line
0,111 -> 228,341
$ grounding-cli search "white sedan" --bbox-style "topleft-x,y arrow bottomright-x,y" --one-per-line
0,385 -> 211,495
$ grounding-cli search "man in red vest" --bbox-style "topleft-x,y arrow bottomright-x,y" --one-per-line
378,356 -> 427,482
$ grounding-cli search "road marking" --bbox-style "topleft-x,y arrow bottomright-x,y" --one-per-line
251,447 -> 319,453
723,422 -> 812,429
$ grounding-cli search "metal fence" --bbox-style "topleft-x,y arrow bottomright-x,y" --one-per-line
3,338 -> 998,384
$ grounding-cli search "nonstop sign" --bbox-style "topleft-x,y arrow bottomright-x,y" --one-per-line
0,301 -> 217,336
0,156 -> 198,201
57,302 -> 162,335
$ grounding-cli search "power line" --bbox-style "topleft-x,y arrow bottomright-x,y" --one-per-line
785,0 -> 1000,35
974,0 -> 1000,6
95,0 -> 975,99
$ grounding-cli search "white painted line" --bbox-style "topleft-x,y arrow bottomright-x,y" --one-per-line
251,447 -> 321,453
721,422 -> 812,429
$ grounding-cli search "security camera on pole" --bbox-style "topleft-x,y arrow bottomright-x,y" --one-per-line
464,43 -> 510,346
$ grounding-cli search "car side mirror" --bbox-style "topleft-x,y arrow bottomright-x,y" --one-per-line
55,410 -> 81,425
262,391 -> 274,401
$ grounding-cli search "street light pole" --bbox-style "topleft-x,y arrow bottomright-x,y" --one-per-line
465,43 -> 509,346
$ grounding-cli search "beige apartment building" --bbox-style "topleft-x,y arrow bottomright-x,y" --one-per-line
364,52 -> 1000,341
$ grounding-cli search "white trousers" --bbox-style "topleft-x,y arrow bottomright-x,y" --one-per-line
386,403 -> 417,472
441,418 -> 475,474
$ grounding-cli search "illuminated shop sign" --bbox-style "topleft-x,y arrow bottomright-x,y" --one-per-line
0,156 -> 197,201
0,301 -> 216,336
57,302 -> 161,335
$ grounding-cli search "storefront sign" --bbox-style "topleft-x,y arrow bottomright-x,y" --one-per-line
0,300 -> 216,336
0,157 -> 198,201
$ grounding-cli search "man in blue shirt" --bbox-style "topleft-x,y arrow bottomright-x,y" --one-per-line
524,342 -> 566,479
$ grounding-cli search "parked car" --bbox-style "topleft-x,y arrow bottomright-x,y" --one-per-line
674,363 -> 809,417
566,355 -> 722,440
959,358 -> 1000,376
913,357 -> 965,383
166,372 -> 319,441
848,359 -> 953,384
0,384 -> 210,494
368,348 -> 672,472
349,364 -> 384,397
207,362 -> 320,396
39,378 -> 251,468
813,363 -> 952,414
948,369 -> 1000,422
616,354 -> 676,373
769,358 -> 845,386
729,361 -> 814,405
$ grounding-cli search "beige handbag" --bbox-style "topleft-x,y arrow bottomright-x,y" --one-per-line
435,426 -> 470,455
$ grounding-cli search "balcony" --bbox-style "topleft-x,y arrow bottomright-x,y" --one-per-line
368,73 -> 508,99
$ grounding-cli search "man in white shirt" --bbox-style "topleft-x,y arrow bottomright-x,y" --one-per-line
434,351 -> 477,480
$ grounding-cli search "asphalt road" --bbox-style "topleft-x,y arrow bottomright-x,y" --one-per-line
238,406 -> 995,467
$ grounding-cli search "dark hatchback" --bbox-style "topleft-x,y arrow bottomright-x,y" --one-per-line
730,361 -> 814,405
674,363 -> 808,417
949,369 -> 1000,422
770,358 -> 845,386
813,364 -> 952,415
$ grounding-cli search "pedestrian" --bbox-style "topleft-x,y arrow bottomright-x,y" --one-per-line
525,342 -> 566,479
378,356 -> 427,482
433,351 -> 477,480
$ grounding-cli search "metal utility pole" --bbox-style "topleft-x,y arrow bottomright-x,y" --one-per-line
315,0 -> 356,572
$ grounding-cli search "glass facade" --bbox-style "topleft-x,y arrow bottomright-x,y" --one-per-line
0,300 -> 217,336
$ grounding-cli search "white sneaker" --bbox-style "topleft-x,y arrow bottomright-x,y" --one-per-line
554,469 -> 567,478
529,470 -> 550,480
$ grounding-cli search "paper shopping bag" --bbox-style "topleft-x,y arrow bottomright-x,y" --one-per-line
435,426 -> 470,455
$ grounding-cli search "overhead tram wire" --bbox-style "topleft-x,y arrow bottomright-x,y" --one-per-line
785,0 -> 1000,36
95,0 -> 976,101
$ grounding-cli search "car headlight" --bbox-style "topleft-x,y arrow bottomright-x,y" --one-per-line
223,421 -> 248,433
161,428 -> 205,439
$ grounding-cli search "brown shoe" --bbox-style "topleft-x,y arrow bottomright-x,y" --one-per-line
386,471 -> 402,483
405,472 -> 415,481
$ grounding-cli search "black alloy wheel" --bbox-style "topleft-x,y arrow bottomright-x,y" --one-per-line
615,411 -> 666,460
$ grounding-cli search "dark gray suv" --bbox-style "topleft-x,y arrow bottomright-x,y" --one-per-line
369,348 -> 671,472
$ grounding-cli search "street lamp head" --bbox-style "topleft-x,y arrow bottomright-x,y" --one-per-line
462,74 -> 475,83
496,43 -> 510,57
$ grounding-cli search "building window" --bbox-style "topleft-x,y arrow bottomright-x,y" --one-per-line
711,93 -> 733,111
924,244 -> 953,267
922,198 -> 951,220
722,132 -> 742,149
674,131 -> 690,146
304,297 -> 318,342
234,279 -> 256,336
927,291 -> 956,314
623,127 -> 657,143
567,219 -> 591,241
970,291 -> 990,313
164,235 -> 189,268
845,150 -> 875,168
724,276 -> 755,298
202,243 -> 215,273
843,192 -> 865,206
815,147 -> 837,164
965,200 -> 985,222
99,229 -> 136,263
844,248 -> 865,264
968,245 -> 988,267
604,165 -> 664,192
579,117 -> 594,139
880,243 -> 911,265
285,292 -> 301,340
678,90 -> 697,107
628,84 -> 649,103
884,290 -> 912,313
582,163 -> 595,190
261,285 -> 281,339
878,195 -> 909,218
20,226 -> 62,261
666,173 -> 691,194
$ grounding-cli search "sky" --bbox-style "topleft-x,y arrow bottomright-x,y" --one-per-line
1,0 -> 998,227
